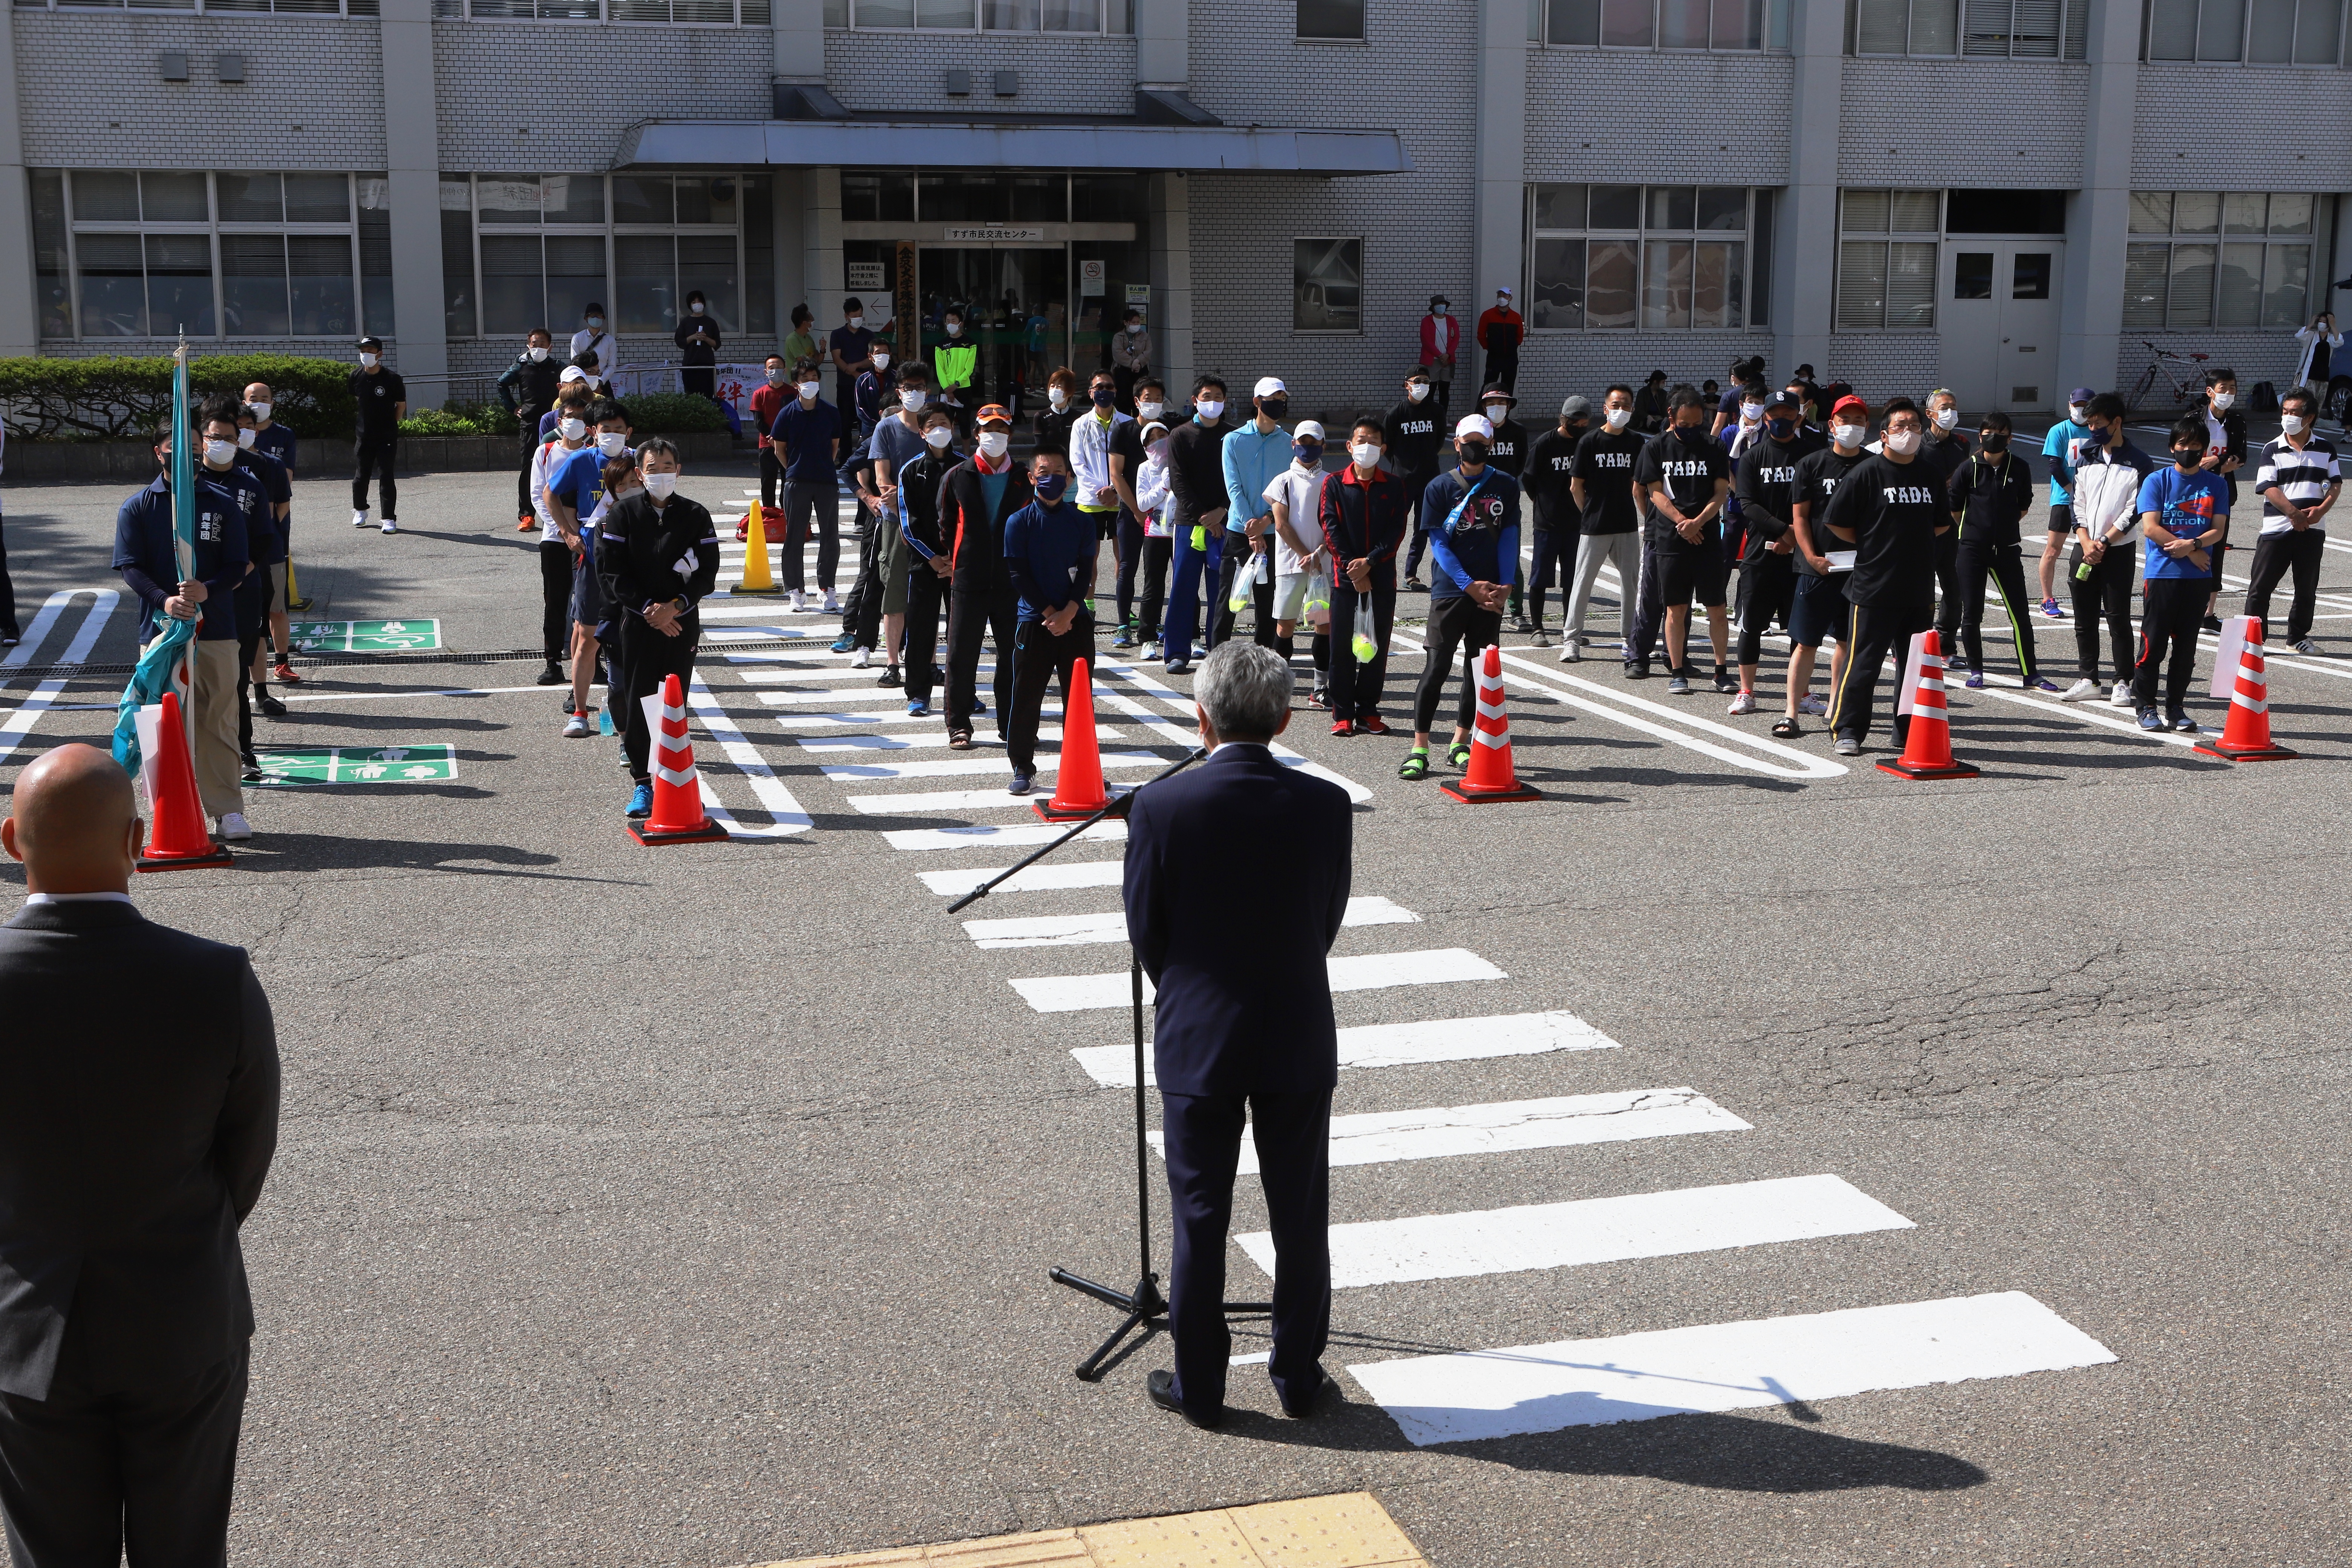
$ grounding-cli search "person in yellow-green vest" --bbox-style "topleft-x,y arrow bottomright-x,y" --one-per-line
936,304 -> 978,436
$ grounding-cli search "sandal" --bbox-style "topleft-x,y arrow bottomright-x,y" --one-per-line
1447,740 -> 1473,769
1771,717 -> 1802,739
1397,750 -> 1430,781
948,729 -> 974,750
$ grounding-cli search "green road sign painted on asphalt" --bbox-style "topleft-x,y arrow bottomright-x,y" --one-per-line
288,618 -> 443,652
252,744 -> 459,786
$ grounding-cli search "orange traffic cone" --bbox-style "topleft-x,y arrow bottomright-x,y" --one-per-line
2196,617 -> 2297,761
734,502 -> 780,594
1878,629 -> 1978,780
1036,657 -> 1114,821
1441,645 -> 1542,803
138,691 -> 234,871
630,674 -> 730,844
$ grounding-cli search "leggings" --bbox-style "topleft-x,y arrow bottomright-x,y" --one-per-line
1413,594 -> 1502,735
1949,541 -> 2039,680
1114,508 -> 1147,628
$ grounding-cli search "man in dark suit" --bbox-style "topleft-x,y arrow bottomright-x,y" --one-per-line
1123,642 -> 1352,1427
0,743 -> 280,1566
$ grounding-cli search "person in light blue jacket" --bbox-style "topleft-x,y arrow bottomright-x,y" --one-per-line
1217,376 -> 1294,648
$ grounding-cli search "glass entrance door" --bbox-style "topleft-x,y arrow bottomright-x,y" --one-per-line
917,247 -> 1069,418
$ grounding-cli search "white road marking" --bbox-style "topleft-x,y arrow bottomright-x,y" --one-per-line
918,858 -> 1126,894
966,894 -> 1416,950
1069,1007 -> 1623,1089
0,592 -> 118,766
1245,1173 -> 1913,1289
769,709 -> 1056,730
0,591 -> 82,687
824,750 -> 1164,782
848,783 -> 1133,814
1348,1291 -> 2118,1446
757,688 -> 920,707
682,676 -> 813,835
883,820 -> 1129,852
1958,678 -> 2206,749
1152,1087 -> 1748,1175
795,727 -> 1106,753
1011,947 -> 1504,1014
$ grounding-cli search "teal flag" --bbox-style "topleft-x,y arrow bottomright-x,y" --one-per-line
112,342 -> 198,776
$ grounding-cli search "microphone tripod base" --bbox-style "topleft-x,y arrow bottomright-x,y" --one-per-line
1049,1267 -> 1277,1382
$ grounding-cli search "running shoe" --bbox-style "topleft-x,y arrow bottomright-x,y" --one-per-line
1963,672 -> 1987,689
1165,658 -> 1191,675
789,590 -> 807,613
380,517 -> 398,534
852,648 -> 872,668
1712,669 -> 1739,693
1007,770 -> 1034,796
1358,714 -> 1391,735
830,634 -> 856,654
2040,597 -> 2064,618
518,514 -> 536,532
1111,628 -> 1136,650
2029,677 -> 2062,692
1306,688 -> 1330,710
1143,642 -> 1163,660
822,592 -> 842,614
1558,642 -> 1580,663
2168,707 -> 2197,733
626,782 -> 654,818
256,692 -> 287,717
1667,673 -> 1692,695
1330,718 -> 1356,737
2109,683 -> 2134,707
2136,706 -> 2164,731
563,712 -> 591,738
240,754 -> 263,783
352,509 -> 370,528
2295,638 -> 2322,655
273,662 -> 302,684
1727,690 -> 1756,715
536,662 -> 565,686
2058,677 -> 2102,702
1530,629 -> 1551,648
1625,661 -> 1650,679
1403,576 -> 1426,591
1512,616 -> 1534,634
217,812 -> 252,842
971,695 -> 986,714
877,665 -> 902,688
906,698 -> 930,717
1798,693 -> 1829,715
1833,736 -> 1859,756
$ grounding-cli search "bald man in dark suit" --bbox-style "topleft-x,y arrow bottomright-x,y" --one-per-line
0,744 -> 279,1567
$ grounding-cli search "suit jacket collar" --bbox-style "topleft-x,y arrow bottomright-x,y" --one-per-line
6,899 -> 147,933
1206,742 -> 1279,772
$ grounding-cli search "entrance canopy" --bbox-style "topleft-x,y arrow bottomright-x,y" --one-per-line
615,120 -> 1413,177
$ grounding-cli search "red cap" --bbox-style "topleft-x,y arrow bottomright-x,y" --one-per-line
1830,394 -> 1869,419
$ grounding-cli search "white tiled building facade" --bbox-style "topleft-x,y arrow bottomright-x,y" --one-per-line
4,0 -> 2347,413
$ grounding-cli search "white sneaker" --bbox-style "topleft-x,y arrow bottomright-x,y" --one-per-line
352,509 -> 370,528
217,812 -> 252,842
2108,682 -> 2133,707
1798,692 -> 1828,715
2294,638 -> 2322,655
1727,690 -> 1757,715
790,590 -> 807,612
2058,677 -> 2102,702
380,517 -> 398,534
822,591 -> 842,614
851,647 -> 872,669
562,712 -> 590,738
1557,642 -> 1581,663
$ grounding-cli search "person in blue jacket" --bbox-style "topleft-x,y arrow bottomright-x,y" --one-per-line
1401,414 -> 1520,781
1000,449 -> 1098,796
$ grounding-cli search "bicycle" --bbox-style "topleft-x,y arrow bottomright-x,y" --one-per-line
2129,340 -> 2212,413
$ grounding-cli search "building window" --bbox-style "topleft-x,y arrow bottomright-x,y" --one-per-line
1297,0 -> 1364,37
1538,0 -> 1788,48
1293,238 -> 1362,333
15,0 -> 381,12
427,0 -> 768,20
834,0 -> 1131,30
1524,185 -> 1768,331
35,169 -> 387,342
2122,190 -> 2327,330
2143,0 -> 2344,60
1835,188 -> 1941,329
1849,0 -> 2088,54
437,172 -> 772,342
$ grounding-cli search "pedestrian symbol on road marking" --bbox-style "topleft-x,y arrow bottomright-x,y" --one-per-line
251,744 -> 458,786
286,619 -> 443,653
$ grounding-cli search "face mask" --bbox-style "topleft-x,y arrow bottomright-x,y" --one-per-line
978,431 -> 1011,459
1497,296 -> 1510,308
766,368 -> 786,385
798,381 -> 820,401
848,315 -> 863,328
1740,402 -> 1765,423
1092,386 -> 1116,409
1127,322 -> 1145,334
1196,400 -> 1224,421
1485,404 -> 1509,423
236,428 -> 256,449
204,438 -> 235,465
2091,422 -> 2115,446
2173,448 -> 2204,470
1293,440 -> 1322,465
1673,421 -> 1704,439
1885,428 -> 1922,456
872,351 -> 891,370
1981,433 -> 2009,453
358,353 -> 378,369
1932,407 -> 1958,430
2068,404 -> 2089,424
1832,423 -> 1865,448
586,317 -> 604,330
901,389 -> 928,412
643,471 -> 678,499
2283,413 -> 2309,436
596,431 -> 626,457
1407,383 -> 1430,403
924,425 -> 955,450
559,417 -> 587,441
1049,389 -> 1068,409
1033,471 -> 1067,502
1351,442 -> 1381,467
1766,418 -> 1795,439
250,401 -> 272,421
1433,304 -> 1447,316
527,346 -> 548,363
588,376 -> 604,390
688,302 -> 705,316
1261,399 -> 1288,421
945,321 -> 962,337
1459,441 -> 1490,466
1147,439 -> 1170,462
1138,401 -> 1164,420
1605,407 -> 1632,431
2210,391 -> 2235,411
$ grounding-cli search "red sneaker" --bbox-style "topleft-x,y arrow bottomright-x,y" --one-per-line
1330,718 -> 1355,737
273,663 -> 302,684
1357,714 -> 1391,735
516,515 -> 535,531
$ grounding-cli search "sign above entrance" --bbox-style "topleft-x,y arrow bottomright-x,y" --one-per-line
943,225 -> 1046,242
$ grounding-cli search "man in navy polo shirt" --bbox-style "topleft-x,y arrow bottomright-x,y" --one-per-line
113,414 -> 260,842
770,360 -> 847,614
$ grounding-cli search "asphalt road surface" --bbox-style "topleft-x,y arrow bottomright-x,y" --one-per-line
1,455 -> 2346,1567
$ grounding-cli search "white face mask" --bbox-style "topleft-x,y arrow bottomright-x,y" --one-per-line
978,431 -> 1010,459
204,438 -> 236,466
1196,400 -> 1224,421
249,401 -> 271,422
1885,428 -> 1922,456
587,376 -> 604,390
2283,413 -> 2308,435
642,471 -> 678,500
2068,404 -> 2090,424
1351,441 -> 1381,467
923,425 -> 954,450
236,428 -> 256,449
798,381 -> 820,401
901,389 -> 928,412
1127,322 -> 1144,334
872,351 -> 891,370
945,321 -> 962,337
1407,383 -> 1430,403
1433,304 -> 1447,316
528,345 -> 548,363
1605,406 -> 1632,431
358,353 -> 378,369
1138,401 -> 1164,420
559,417 -> 587,441
848,315 -> 863,328
1832,423 -> 1865,448
1933,406 -> 1959,430
1485,404 -> 1509,423
1740,401 -> 1765,423
1049,389 -> 1069,409
586,316 -> 604,330
596,431 -> 626,456
2210,391 -> 2235,411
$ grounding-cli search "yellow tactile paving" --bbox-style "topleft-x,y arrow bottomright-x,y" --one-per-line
750,1492 -> 1427,1568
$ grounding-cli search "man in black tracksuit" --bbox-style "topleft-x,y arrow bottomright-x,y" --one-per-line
1918,390 -> 1974,648
1318,418 -> 1412,734
1384,369 -> 1444,589
349,335 -> 405,529
895,408 -> 964,717
1942,411 -> 2048,688
1825,398 -> 1951,755
1520,397 -> 1586,643
498,329 -> 562,525
1730,389 -> 1823,708
598,440 -> 722,808
937,417 -> 1034,747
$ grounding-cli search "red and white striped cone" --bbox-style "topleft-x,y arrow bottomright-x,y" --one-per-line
1440,645 -> 1542,803
630,673 -> 730,845
2196,617 -> 2297,761
1878,629 -> 1978,779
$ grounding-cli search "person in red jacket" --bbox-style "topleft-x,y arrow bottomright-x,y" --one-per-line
1318,417 -> 1412,735
747,351 -> 792,537
1476,287 -> 1524,395
1419,295 -> 1459,423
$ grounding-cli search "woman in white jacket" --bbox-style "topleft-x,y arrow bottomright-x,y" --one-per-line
2292,311 -> 2342,405
2059,394 -> 2154,706
1130,420 -> 1176,656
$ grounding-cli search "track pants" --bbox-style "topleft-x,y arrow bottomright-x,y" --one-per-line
2243,528 -> 2326,645
1132,536 -> 1172,642
783,481 -> 839,593
539,540 -> 572,664
1326,577 -> 1395,722
352,436 -> 397,516
1734,553 -> 1796,666
1113,509 -> 1147,628
2070,547 -> 2136,681
759,447 -> 785,511
1829,597 -> 1933,748
902,563 -> 950,705
617,617 -> 701,782
1627,537 -> 1668,667
1164,525 -> 1220,665
1564,530 -> 1639,648
1949,541 -> 2040,681
1413,594 -> 1502,735
1525,526 -> 1578,628
945,580 -> 1018,736
2134,577 -> 2207,710
1399,469 -> 1438,578
1005,615 -> 1093,776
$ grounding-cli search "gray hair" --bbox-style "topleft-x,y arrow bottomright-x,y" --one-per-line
1195,641 -> 1292,741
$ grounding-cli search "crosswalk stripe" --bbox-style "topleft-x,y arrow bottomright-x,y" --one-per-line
740,666 -> 959,684
766,708 -> 1057,730
795,726 -> 1103,753
916,858 -> 1125,894
1347,1290 -> 2116,1446
1068,1007 -> 1623,1089
1093,662 -> 1373,804
826,750 -> 1165,782
1011,947 -> 1504,1014
1242,1172 -> 1913,1289
965,894 -> 1417,951
883,820 -> 1128,852
848,783 -> 1134,814
681,677 -> 813,835
756,688 -> 919,707
1152,1087 -> 1748,1174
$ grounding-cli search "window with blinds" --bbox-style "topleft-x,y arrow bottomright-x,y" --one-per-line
2122,190 -> 2327,330
1836,189 -> 1941,329
1525,184 -> 1771,331
1848,0 -> 2087,52
2143,0 -> 2345,61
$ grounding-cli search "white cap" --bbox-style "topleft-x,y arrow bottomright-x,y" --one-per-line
1293,419 -> 1326,442
558,366 -> 588,384
1495,285 -> 1513,297
1455,414 -> 1494,441
1253,376 -> 1287,398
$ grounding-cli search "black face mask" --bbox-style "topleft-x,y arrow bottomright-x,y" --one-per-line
1261,399 -> 1289,421
1091,386 -> 1116,408
1766,418 -> 1796,440
2174,448 -> 2206,470
1672,421 -> 1705,439
1980,433 -> 2009,453
1459,442 -> 1490,466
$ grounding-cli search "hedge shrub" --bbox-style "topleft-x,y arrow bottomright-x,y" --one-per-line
622,391 -> 731,435
0,354 -> 359,442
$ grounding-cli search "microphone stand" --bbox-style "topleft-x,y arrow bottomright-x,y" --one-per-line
947,744 -> 1272,1381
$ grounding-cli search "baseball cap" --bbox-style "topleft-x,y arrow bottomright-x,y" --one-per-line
2068,386 -> 2097,404
1480,384 -> 1515,404
1494,285 -> 1513,297
1293,419 -> 1326,442
1830,394 -> 1870,420
1253,376 -> 1287,398
558,366 -> 588,385
1560,395 -> 1592,419
974,403 -> 1013,426
1764,385 -> 1800,410
1455,414 -> 1494,441
355,335 -> 383,352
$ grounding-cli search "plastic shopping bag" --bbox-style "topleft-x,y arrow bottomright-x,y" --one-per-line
1302,571 -> 1331,630
1351,594 -> 1380,663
